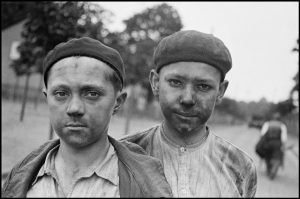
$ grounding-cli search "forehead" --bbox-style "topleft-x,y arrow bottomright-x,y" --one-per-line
47,56 -> 114,86
159,61 -> 221,81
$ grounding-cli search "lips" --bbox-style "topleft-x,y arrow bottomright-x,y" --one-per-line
65,123 -> 87,128
174,112 -> 198,118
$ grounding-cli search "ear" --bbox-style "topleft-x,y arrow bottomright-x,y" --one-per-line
113,91 -> 127,115
216,80 -> 229,104
42,87 -> 47,98
149,69 -> 160,97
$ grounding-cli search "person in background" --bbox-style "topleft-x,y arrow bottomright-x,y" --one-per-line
122,30 -> 257,197
260,113 -> 287,150
256,112 -> 288,178
2,37 -> 172,197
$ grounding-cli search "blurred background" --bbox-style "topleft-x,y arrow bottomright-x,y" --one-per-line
1,1 -> 298,197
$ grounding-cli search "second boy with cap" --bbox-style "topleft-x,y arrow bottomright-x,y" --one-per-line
122,30 -> 257,197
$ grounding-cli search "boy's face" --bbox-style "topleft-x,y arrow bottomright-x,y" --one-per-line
150,61 -> 228,135
45,56 -> 126,148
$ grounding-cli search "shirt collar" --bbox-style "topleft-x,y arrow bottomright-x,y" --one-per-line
159,123 -> 210,152
31,144 -> 59,186
31,142 -> 119,186
93,143 -> 119,186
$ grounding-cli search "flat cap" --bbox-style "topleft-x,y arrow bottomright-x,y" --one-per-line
153,30 -> 232,80
43,37 -> 125,87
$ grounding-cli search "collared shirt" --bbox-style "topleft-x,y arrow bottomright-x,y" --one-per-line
145,124 -> 256,197
26,143 -> 119,197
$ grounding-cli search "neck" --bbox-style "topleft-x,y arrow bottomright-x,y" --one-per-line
57,135 -> 110,171
162,121 -> 207,146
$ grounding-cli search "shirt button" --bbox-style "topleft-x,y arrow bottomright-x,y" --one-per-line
180,147 -> 186,152
180,189 -> 187,195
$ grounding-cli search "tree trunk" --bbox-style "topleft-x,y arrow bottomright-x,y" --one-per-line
124,100 -> 133,135
124,86 -> 135,135
20,72 -> 30,122
13,76 -> 20,102
34,75 -> 43,109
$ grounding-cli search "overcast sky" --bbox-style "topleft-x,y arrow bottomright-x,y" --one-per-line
97,2 -> 299,103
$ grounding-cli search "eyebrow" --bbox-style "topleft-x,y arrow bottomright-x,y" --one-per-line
80,85 -> 106,92
165,74 -> 215,83
50,84 -> 106,92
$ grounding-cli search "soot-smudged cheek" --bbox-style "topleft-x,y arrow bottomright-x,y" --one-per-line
196,100 -> 216,121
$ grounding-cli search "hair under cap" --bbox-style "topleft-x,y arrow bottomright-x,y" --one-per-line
153,30 -> 232,80
43,37 -> 125,88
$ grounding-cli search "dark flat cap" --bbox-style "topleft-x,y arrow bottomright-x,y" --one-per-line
43,37 -> 125,87
153,30 -> 232,80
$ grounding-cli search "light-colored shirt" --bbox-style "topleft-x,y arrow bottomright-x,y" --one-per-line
145,124 -> 257,197
26,143 -> 120,197
261,121 -> 287,143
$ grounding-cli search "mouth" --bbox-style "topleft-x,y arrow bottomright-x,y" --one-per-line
174,112 -> 198,118
65,123 -> 87,130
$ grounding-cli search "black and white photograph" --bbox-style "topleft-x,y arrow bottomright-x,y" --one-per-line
1,1 -> 299,197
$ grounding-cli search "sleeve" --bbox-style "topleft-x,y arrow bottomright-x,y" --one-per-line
261,122 -> 269,136
1,167 -> 15,196
280,124 -> 288,143
244,161 -> 257,198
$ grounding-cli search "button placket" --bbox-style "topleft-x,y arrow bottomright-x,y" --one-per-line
178,146 -> 188,197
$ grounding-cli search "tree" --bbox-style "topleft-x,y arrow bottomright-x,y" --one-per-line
1,1 -> 32,30
122,3 -> 183,88
113,3 -> 183,134
274,99 -> 296,117
215,97 -> 246,120
290,39 -> 299,99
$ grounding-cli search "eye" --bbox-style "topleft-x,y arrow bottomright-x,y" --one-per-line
196,84 -> 212,91
54,90 -> 69,100
168,79 -> 182,87
84,91 -> 100,100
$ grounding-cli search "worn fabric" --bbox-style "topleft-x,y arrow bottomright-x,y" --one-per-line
121,124 -> 257,197
43,37 -> 125,88
2,136 -> 173,198
153,30 -> 232,81
26,143 -> 120,197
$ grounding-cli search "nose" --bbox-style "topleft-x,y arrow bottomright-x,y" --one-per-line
67,95 -> 84,117
180,85 -> 196,107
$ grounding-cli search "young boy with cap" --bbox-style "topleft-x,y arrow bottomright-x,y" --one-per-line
122,30 -> 257,197
2,37 -> 172,197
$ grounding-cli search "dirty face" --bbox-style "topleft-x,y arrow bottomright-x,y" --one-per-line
45,56 -> 126,148
150,62 -> 228,135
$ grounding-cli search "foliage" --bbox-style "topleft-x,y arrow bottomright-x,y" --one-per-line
121,3 -> 183,87
290,39 -> 299,97
10,2 -> 111,76
214,97 -> 282,122
7,2 -> 182,98
215,97 -> 247,120
273,99 -> 296,117
1,1 -> 32,30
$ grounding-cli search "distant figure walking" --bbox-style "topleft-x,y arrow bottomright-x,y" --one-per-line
255,113 -> 287,179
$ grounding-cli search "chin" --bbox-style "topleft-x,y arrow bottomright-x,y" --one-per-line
176,124 -> 194,134
64,138 -> 87,148
58,133 -> 90,148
